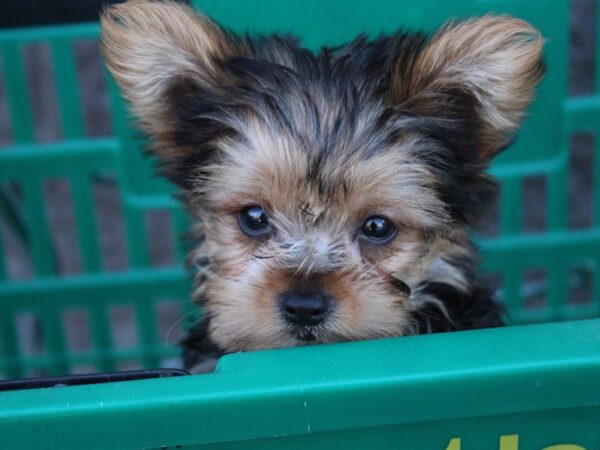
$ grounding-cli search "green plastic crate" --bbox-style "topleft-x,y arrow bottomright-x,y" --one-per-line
0,0 -> 599,448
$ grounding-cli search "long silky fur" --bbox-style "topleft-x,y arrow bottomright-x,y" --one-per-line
100,1 -> 543,372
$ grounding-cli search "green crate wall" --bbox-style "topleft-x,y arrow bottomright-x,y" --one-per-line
0,0 -> 599,449
1,0 -> 596,379
0,23 -> 194,379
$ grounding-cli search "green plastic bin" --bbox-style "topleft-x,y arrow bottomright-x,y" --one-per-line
0,0 -> 599,448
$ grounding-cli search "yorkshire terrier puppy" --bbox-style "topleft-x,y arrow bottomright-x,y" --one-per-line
101,0 -> 544,372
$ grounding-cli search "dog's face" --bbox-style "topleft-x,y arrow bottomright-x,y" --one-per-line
101,1 -> 543,352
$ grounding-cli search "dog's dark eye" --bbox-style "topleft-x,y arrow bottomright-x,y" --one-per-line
239,206 -> 271,236
361,216 -> 396,243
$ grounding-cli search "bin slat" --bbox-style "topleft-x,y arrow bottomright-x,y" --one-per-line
596,1 -> 600,93
502,268 -> 521,318
89,303 -> 115,373
0,183 -> 28,245
548,262 -> 568,321
592,257 -> 600,312
0,228 -> 5,281
124,207 -> 150,269
71,174 -> 101,273
21,180 -> 55,277
136,299 -> 160,369
0,309 -> 21,380
41,306 -> 69,375
548,163 -> 568,231
595,136 -> 600,226
0,43 -> 35,144
50,39 -> 84,139
500,178 -> 523,235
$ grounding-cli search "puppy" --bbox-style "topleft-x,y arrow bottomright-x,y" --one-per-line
100,0 -> 544,372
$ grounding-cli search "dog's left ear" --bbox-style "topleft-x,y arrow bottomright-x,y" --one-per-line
391,16 -> 544,162
100,0 -> 244,187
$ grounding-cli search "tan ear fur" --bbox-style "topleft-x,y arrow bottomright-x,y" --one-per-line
100,0 -> 241,138
393,16 -> 544,160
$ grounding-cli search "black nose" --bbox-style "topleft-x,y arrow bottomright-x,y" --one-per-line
279,291 -> 331,326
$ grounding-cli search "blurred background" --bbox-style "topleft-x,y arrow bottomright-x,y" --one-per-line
0,0 -> 193,377
0,0 -> 597,379
1,1 -> 116,28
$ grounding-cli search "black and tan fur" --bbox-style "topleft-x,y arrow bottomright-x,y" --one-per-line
100,0 -> 544,371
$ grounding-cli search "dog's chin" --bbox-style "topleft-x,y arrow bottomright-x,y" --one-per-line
285,324 -> 357,346
286,325 -> 324,345
294,328 -> 318,342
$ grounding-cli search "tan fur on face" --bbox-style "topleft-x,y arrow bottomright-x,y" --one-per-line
393,16 -> 544,160
189,125 -> 469,352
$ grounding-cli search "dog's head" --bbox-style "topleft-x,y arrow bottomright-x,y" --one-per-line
101,0 -> 543,352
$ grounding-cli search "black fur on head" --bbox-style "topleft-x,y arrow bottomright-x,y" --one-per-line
165,31 -> 503,224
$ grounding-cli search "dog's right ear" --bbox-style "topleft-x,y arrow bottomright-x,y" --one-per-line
100,0 -> 243,186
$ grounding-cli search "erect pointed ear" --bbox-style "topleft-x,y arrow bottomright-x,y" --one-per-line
100,0 -> 245,184
391,16 -> 544,162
